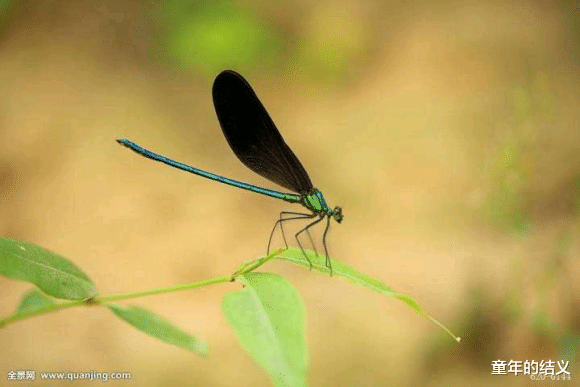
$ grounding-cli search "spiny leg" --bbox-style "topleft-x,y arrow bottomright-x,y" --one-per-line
282,212 -> 318,254
278,212 -> 319,256
305,226 -> 317,256
295,215 -> 325,270
321,215 -> 333,275
267,211 -> 316,254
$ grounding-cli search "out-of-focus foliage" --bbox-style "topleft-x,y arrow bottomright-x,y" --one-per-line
0,0 -> 20,35
146,1 -> 283,76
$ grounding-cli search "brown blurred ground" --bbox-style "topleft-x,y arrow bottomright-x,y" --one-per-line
1,1 -> 579,386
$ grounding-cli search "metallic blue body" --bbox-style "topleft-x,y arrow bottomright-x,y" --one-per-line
117,139 -> 341,221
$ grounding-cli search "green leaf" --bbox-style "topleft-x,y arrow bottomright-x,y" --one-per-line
0,237 -> 97,300
278,247 -> 423,310
278,248 -> 460,341
16,289 -> 56,313
223,272 -> 308,387
107,304 -> 209,356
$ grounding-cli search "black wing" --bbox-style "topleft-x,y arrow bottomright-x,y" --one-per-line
212,70 -> 313,194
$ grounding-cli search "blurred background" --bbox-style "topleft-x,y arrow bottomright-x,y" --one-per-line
1,0 -> 579,385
